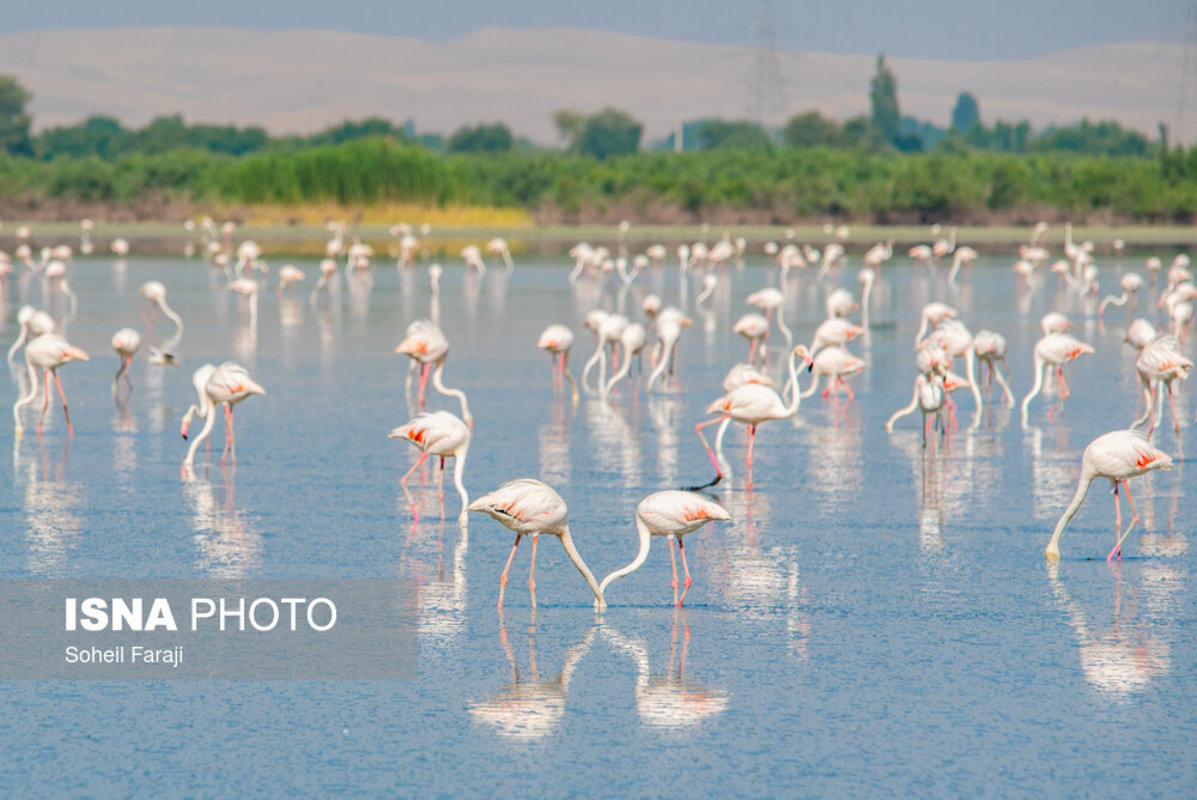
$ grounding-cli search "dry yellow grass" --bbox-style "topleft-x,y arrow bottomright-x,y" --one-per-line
214,202 -> 533,228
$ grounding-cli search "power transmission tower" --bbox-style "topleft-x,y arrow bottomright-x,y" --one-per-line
744,0 -> 789,128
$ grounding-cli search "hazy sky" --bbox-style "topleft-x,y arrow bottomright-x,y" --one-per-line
3,0 -> 1188,61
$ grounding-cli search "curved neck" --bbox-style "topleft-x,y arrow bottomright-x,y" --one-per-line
1046,472 -> 1094,558
159,300 -> 184,339
602,344 -> 634,400
431,361 -> 471,423
598,517 -> 652,601
453,444 -> 469,523
1020,352 -> 1046,424
965,347 -> 982,411
775,308 -> 793,350
646,337 -> 673,393
8,326 -> 29,362
783,348 -> 802,415
184,402 -> 218,465
560,525 -> 605,609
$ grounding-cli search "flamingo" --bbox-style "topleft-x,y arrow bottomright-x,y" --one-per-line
825,288 -> 858,320
857,269 -> 876,333
389,411 -> 471,524
110,327 -> 141,398
13,333 -> 89,436
884,369 -> 948,446
694,345 -> 813,489
645,310 -> 690,393
1098,273 -> 1145,320
1044,430 -> 1172,561
581,313 -> 628,393
915,302 -> 956,344
1040,311 -> 1072,336
932,227 -> 957,262
908,243 -> 934,269
309,258 -> 339,303
920,318 -> 983,415
277,265 -> 305,295
140,280 -> 184,342
111,238 -> 130,258
800,346 -> 866,409
732,313 -> 770,365
182,362 -> 265,466
1124,319 -> 1157,351
537,323 -> 579,405
1020,333 -> 1095,425
1132,335 -> 1192,437
461,245 -> 486,274
948,245 -> 978,283
180,363 -> 218,444
810,318 -> 864,355
602,322 -> 647,401
228,277 -> 259,327
7,306 -> 55,363
972,330 -> 1015,408
746,288 -> 792,351
395,321 -> 472,425
485,237 -> 513,269
599,490 -> 732,607
467,479 -> 605,609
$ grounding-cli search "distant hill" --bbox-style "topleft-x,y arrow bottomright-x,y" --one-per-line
0,26 -> 1186,143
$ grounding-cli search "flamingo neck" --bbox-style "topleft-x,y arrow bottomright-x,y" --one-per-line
559,525 -> 606,610
603,343 -> 634,400
431,361 -> 471,424
598,517 -> 653,601
1020,352 -> 1046,425
453,445 -> 470,523
783,348 -> 803,416
1045,472 -> 1094,559
184,402 -> 218,465
646,336 -> 674,393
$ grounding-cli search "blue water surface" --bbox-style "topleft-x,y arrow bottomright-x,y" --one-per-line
0,249 -> 1193,797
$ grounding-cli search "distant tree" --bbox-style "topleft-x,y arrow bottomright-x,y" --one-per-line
782,111 -> 843,148
951,92 -> 980,133
309,117 -> 407,147
695,119 -> 773,151
869,54 -> 900,144
0,75 -> 34,156
34,115 -> 127,160
575,107 -> 642,159
447,122 -> 514,153
552,110 -> 587,148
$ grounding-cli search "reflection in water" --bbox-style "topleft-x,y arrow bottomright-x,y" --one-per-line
468,615 -> 599,741
538,406 -> 573,486
603,615 -> 730,730
181,466 -> 262,576
1046,562 -> 1174,699
584,399 -> 641,489
646,395 -> 682,487
1025,424 -> 1080,520
111,397 -> 138,494
403,522 -> 469,651
15,438 -> 84,574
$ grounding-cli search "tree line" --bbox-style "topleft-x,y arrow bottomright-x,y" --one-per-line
0,66 -> 1193,222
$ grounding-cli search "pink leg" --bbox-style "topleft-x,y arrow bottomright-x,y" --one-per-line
1107,482 -> 1123,561
668,536 -> 679,605
498,534 -> 523,609
400,451 -> 429,522
52,371 -> 73,436
1167,383 -> 1180,437
677,537 -> 693,607
528,534 -> 539,609
418,363 -> 430,406
748,339 -> 758,365
38,369 -> 50,435
1057,367 -> 1070,401
695,417 -> 728,484
746,424 -> 757,490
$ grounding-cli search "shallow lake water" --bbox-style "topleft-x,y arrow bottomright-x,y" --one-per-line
0,250 -> 1193,796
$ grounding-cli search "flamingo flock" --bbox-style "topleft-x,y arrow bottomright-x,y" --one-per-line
2,218 -> 1193,610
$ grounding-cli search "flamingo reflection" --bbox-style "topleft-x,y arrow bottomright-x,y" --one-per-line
468,615 -> 599,741
602,615 -> 730,730
181,466 -> 262,576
